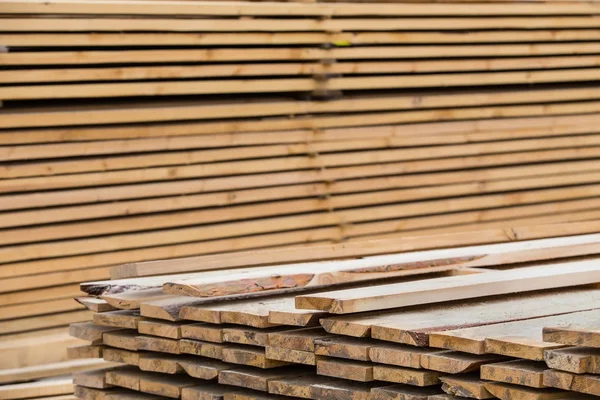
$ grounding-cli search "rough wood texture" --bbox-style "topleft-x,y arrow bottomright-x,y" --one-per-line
314,336 -> 375,361
373,365 -> 444,387
181,323 -> 224,343
179,339 -> 226,360
321,287 -> 600,343
317,358 -> 374,382
484,381 -> 595,400
69,322 -> 123,344
420,351 -> 505,374
267,327 -> 331,352
369,343 -> 439,369
218,367 -> 309,392
93,310 -> 141,329
544,347 -> 600,374
370,385 -> 445,400
440,375 -> 493,399
103,348 -> 140,366
543,369 -> 600,396
138,320 -> 190,339
222,345 -> 290,369
480,360 -> 548,388
543,325 -> 600,348
265,347 -> 317,366
182,384 -> 230,400
295,260 -> 600,313
429,310 -> 600,358
102,330 -> 139,351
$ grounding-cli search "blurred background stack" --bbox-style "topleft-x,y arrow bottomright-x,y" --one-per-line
2,0 -> 600,396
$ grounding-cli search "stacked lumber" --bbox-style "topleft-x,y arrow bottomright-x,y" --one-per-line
4,0 -> 600,391
56,230 -> 600,400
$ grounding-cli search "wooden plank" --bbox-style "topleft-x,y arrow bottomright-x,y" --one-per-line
5,1 -> 600,17
11,68 -> 600,100
69,322 -> 123,345
0,377 -> 73,400
136,335 -> 180,355
480,360 -> 548,389
322,287 -> 600,342
371,384 -> 445,399
102,290 -> 173,310
311,380 -> 390,400
140,373 -> 199,398
178,358 -> 232,381
543,369 -> 600,396
544,347 -> 600,374
73,365 -> 120,389
543,325 -> 600,348
0,310 -> 93,335
102,331 -> 138,351
440,375 -> 493,399
93,310 -> 141,329
223,327 -> 291,347
75,298 -> 116,313
179,339 -> 226,360
373,365 -> 444,386
138,320 -> 191,340
182,384 -> 230,400
105,366 -> 150,391
268,375 -> 331,399
4,86 -> 600,132
67,345 -> 103,360
138,353 -> 184,375
3,17 -> 600,33
369,342 -> 440,369
0,359 -> 111,385
181,323 -> 224,343
218,367 -> 309,392
420,351 -> 505,374
483,381 -> 593,400
167,233 -> 600,299
222,345 -> 290,369
0,332 -> 87,369
317,358 -> 374,382
267,327 -> 331,352
429,310 -> 600,358
314,336 -> 377,362
296,260 -> 600,313
102,348 -> 140,366
265,347 -> 317,366
0,298 -> 84,321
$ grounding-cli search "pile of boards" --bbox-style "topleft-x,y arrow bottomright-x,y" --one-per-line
3,0 -> 600,394
4,0 -> 600,368
6,225 -> 600,399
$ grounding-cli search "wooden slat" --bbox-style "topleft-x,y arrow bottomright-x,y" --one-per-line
429,310 -> 600,359
296,260 -> 600,313
480,360 -> 548,389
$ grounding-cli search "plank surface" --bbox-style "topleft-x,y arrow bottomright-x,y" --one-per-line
296,260 -> 600,313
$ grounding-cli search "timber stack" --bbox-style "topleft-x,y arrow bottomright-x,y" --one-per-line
5,222 -> 600,398
3,0 -> 600,394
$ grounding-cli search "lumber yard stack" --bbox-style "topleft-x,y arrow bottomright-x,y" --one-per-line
4,0 -> 600,368
3,0 -> 600,395
6,223 -> 600,399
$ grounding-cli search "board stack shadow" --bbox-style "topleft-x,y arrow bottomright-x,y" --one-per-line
10,229 -> 600,400
4,0 -> 600,394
